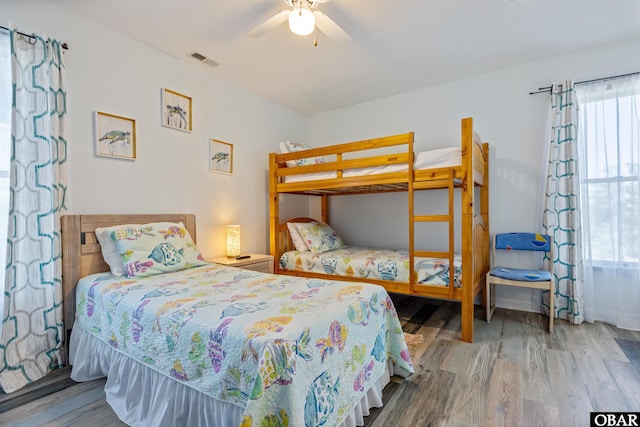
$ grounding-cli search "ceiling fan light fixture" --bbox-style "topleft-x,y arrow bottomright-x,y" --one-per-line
288,5 -> 315,36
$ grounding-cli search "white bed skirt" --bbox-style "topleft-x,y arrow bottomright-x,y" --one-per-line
70,324 -> 393,427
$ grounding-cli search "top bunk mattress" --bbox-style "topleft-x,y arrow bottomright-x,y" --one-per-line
279,246 -> 462,287
284,147 -> 461,183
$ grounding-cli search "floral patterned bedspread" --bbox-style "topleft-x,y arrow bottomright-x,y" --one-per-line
280,246 -> 462,287
75,263 -> 413,426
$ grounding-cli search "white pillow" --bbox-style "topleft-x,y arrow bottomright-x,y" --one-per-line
474,132 -> 482,144
287,222 -> 309,252
95,225 -> 128,276
414,147 -> 461,170
279,140 -> 325,168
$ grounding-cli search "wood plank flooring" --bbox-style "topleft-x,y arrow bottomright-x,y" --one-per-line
1,296 -> 639,426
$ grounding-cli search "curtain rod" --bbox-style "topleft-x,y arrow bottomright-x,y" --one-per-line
529,70 -> 640,95
0,25 -> 69,50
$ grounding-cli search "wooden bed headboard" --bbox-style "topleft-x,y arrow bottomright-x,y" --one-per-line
60,214 -> 196,354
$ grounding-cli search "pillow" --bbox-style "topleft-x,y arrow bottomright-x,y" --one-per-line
473,132 -> 482,144
279,140 -> 325,168
414,147 -> 461,170
287,222 -> 309,252
95,225 -> 133,277
295,221 -> 344,253
110,221 -> 207,278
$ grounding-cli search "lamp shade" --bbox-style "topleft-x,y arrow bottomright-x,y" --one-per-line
226,225 -> 241,257
288,6 -> 315,36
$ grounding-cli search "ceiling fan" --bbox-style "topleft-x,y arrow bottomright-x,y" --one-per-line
248,0 -> 351,43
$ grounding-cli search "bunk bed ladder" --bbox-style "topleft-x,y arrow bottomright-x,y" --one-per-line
411,169 -> 456,299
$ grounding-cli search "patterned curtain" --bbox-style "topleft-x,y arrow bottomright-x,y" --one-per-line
542,80 -> 584,324
0,29 -> 67,393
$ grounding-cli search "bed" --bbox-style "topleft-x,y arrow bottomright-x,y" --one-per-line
278,237 -> 463,288
61,214 -> 413,427
269,117 -> 490,343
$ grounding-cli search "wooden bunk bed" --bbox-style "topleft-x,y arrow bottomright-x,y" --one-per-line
269,117 -> 490,342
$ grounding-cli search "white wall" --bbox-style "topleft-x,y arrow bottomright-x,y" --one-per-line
2,2 -> 309,258
5,3 -> 640,313
304,36 -> 640,313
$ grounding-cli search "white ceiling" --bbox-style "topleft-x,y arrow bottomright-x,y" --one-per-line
55,0 -> 640,115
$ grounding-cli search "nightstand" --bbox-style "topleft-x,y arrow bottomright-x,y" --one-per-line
208,253 -> 274,274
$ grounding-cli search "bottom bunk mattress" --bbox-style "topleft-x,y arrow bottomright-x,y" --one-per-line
70,263 -> 413,427
280,246 -> 462,287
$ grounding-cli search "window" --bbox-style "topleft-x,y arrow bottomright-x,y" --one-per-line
578,76 -> 640,266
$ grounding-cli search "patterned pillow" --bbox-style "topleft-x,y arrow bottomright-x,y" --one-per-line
110,222 -> 207,278
95,225 -> 135,276
294,221 -> 344,253
287,222 -> 309,251
279,140 -> 325,167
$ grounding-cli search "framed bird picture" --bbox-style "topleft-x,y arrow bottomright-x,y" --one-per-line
94,111 -> 137,160
210,139 -> 233,175
161,88 -> 192,132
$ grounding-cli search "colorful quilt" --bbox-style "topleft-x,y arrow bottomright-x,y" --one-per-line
75,264 -> 413,426
280,246 -> 462,287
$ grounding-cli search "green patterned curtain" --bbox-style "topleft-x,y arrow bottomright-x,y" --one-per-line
0,28 -> 67,393
542,80 -> 584,325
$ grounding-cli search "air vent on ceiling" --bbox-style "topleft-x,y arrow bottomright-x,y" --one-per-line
188,51 -> 218,68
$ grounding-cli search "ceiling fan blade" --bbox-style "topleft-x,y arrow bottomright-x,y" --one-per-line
313,11 -> 351,43
247,10 -> 291,37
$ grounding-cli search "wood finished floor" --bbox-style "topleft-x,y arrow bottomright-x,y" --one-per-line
1,296 -> 639,427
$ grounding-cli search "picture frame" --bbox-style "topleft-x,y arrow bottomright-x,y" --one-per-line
94,111 -> 136,160
161,88 -> 192,132
210,139 -> 233,175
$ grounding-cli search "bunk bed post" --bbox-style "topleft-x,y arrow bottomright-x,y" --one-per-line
407,132 -> 415,294
481,142 -> 490,310
321,195 -> 329,224
447,169 -> 455,300
269,153 -> 280,273
461,117 -> 475,343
